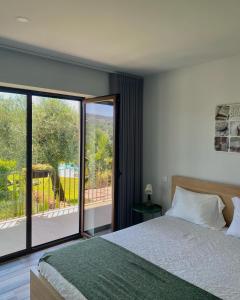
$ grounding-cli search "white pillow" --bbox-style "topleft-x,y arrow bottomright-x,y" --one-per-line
226,197 -> 240,238
166,186 -> 226,229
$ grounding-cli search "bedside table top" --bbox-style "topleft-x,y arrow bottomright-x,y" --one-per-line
132,203 -> 162,214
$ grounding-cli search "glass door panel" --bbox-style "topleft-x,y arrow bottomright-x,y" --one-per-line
32,96 -> 80,246
0,91 -> 27,256
83,96 -> 116,236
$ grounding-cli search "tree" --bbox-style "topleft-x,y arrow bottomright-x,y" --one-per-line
0,160 -> 16,194
86,127 -> 112,188
0,93 -> 113,206
0,95 -> 26,169
32,98 -> 79,201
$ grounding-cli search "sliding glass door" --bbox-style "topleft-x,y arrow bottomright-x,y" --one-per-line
82,96 -> 117,236
0,87 -> 118,261
0,91 -> 27,257
31,96 -> 80,246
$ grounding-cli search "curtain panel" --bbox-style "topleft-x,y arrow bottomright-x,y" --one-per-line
109,73 -> 143,229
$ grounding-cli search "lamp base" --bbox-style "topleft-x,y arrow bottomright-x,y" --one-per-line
145,195 -> 152,207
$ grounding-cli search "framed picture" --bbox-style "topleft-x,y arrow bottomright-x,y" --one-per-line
215,104 -> 240,153
215,105 -> 230,120
215,121 -> 229,137
230,121 -> 240,136
230,137 -> 240,153
215,137 -> 229,152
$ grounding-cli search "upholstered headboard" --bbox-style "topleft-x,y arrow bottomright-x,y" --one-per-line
172,176 -> 240,226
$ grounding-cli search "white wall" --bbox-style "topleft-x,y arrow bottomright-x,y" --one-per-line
143,54 -> 240,210
0,48 -> 109,96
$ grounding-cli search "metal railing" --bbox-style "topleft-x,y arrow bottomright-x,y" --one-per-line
0,171 -> 26,221
0,168 -> 112,221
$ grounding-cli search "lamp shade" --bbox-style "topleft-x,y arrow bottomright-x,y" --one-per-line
145,184 -> 153,195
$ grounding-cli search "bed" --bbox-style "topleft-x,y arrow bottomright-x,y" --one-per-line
30,176 -> 240,300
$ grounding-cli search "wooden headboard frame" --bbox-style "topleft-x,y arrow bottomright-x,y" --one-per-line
172,176 -> 240,226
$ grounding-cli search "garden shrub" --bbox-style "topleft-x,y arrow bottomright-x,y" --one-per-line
0,160 -> 16,191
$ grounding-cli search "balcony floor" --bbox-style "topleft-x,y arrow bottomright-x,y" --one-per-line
0,202 -> 112,257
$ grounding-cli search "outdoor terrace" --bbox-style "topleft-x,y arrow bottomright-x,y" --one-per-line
0,168 -> 112,257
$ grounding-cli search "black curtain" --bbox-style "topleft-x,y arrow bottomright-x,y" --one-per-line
109,73 -> 143,229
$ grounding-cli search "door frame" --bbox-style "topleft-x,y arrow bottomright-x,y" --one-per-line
0,86 -> 119,263
0,86 -> 83,263
30,91 -> 84,250
81,95 -> 119,237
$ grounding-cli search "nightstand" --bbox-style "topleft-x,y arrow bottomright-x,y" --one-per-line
132,203 -> 162,224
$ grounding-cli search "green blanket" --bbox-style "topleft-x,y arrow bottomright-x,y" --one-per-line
40,237 -> 220,300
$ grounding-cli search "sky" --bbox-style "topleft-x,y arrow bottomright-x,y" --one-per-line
86,103 -> 113,117
0,92 -> 26,100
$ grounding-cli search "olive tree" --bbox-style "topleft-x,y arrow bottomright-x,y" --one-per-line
32,98 -> 79,200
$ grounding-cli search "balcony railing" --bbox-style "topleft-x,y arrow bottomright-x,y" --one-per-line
0,168 -> 112,221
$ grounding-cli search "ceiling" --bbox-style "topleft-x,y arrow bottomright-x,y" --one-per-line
1,0 -> 240,75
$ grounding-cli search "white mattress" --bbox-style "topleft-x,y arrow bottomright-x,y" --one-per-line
39,216 -> 240,300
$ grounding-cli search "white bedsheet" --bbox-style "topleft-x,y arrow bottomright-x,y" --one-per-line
39,216 -> 240,300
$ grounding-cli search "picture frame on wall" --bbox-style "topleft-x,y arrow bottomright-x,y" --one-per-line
215,104 -> 240,153
215,137 -> 229,152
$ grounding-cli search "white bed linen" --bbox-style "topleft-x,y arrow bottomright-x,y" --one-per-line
39,261 -> 86,299
39,216 -> 240,300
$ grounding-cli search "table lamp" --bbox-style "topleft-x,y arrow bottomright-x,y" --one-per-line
145,184 -> 153,206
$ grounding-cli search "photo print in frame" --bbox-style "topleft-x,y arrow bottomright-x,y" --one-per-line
215,104 -> 240,153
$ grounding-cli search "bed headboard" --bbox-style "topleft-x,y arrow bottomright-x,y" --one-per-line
172,176 -> 240,226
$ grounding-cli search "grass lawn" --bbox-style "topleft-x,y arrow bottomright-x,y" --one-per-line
0,175 -> 79,221
0,170 -> 111,221
32,176 -> 79,211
